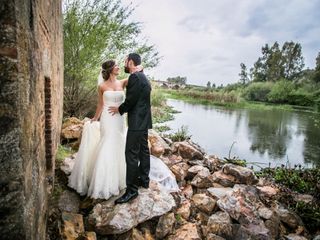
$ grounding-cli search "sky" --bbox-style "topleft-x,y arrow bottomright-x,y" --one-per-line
122,0 -> 320,86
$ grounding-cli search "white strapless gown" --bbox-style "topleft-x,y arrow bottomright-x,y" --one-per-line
68,91 -> 179,199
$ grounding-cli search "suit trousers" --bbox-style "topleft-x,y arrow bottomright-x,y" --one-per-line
125,130 -> 150,193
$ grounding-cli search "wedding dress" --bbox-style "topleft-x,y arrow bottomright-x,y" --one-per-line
68,90 -> 179,200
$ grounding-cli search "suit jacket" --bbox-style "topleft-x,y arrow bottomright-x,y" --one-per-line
119,71 -> 152,131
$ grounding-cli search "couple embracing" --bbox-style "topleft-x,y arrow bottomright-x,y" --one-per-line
68,53 -> 178,204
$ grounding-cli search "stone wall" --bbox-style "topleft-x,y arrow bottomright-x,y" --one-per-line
0,0 -> 63,239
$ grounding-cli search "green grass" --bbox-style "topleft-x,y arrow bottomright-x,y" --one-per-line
55,144 -> 75,168
163,89 -> 295,111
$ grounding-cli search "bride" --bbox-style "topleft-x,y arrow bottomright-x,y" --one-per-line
68,60 -> 179,200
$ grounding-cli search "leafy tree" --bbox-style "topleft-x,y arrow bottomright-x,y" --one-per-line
167,76 -> 187,85
63,0 -> 160,117
251,41 -> 304,82
313,52 -> 320,83
267,42 -> 283,82
239,63 -> 249,85
281,41 -> 304,80
207,81 -> 211,89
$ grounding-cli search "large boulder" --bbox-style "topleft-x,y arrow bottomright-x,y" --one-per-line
88,181 -> 175,235
222,164 -> 259,185
234,222 -> 271,240
192,194 -> 216,215
155,212 -> 175,239
148,129 -> 171,157
207,187 -> 233,200
211,170 -> 237,187
61,117 -> 84,139
217,184 -> 262,225
177,200 -> 191,220
60,212 -> 96,240
58,190 -> 80,213
172,142 -> 204,160
170,162 -> 190,182
167,222 -> 201,240
191,167 -> 213,188
206,211 -> 233,239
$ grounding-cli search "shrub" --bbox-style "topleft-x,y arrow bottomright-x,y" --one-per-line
267,80 -> 295,103
243,82 -> 273,102
287,88 -> 314,106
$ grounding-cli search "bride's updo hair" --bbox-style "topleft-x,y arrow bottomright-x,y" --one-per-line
101,60 -> 116,81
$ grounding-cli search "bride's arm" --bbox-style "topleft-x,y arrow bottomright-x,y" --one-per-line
120,65 -> 144,89
91,86 -> 103,121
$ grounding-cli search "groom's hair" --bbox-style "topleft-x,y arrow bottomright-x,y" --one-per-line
128,53 -> 141,66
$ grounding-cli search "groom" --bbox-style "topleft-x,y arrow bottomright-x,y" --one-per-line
109,53 -> 152,204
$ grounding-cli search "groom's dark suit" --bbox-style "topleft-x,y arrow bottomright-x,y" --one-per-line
118,71 -> 152,193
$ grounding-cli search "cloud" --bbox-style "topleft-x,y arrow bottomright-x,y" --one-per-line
122,0 -> 320,86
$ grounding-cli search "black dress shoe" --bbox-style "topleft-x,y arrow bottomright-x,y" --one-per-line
115,190 -> 138,204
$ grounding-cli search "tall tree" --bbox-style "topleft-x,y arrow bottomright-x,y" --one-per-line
63,0 -> 160,117
281,41 -> 304,80
207,81 -> 211,88
239,63 -> 249,85
267,42 -> 283,81
313,52 -> 320,83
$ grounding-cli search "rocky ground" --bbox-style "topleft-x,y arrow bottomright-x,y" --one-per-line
47,118 -> 320,240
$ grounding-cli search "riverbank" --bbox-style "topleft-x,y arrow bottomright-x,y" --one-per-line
162,88 -> 319,113
47,118 -> 320,239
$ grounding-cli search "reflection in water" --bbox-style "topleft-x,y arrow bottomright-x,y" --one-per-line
246,110 -> 291,160
165,99 -> 320,167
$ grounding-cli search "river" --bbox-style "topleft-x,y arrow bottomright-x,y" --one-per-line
164,99 -> 320,168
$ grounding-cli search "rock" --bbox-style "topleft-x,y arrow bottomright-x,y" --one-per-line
276,206 -> 303,229
206,234 -> 226,240
156,212 -> 175,239
181,184 -> 193,199
293,193 -> 314,204
222,164 -> 259,185
191,168 -> 213,188
62,117 -> 83,129
207,187 -> 233,200
60,211 -> 85,239
142,228 -> 155,240
192,194 -> 216,214
284,234 -> 308,240
148,129 -> 171,157
131,228 -> 145,240
162,154 -> 183,167
88,181 -> 175,235
195,212 -> 210,225
187,165 -> 209,179
234,222 -> 271,240
170,162 -> 190,181
167,222 -> 201,240
61,118 -> 84,139
187,159 -> 206,166
212,170 -> 236,187
257,206 -> 274,220
81,232 -> 97,240
60,153 -> 76,175
205,155 -> 223,172
217,184 -> 261,224
257,185 -> 279,198
58,190 -> 80,213
177,200 -> 191,220
265,217 -> 280,240
172,141 -> 204,160
206,211 -> 233,239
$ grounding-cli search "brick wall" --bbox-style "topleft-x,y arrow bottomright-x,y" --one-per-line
0,0 -> 63,239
